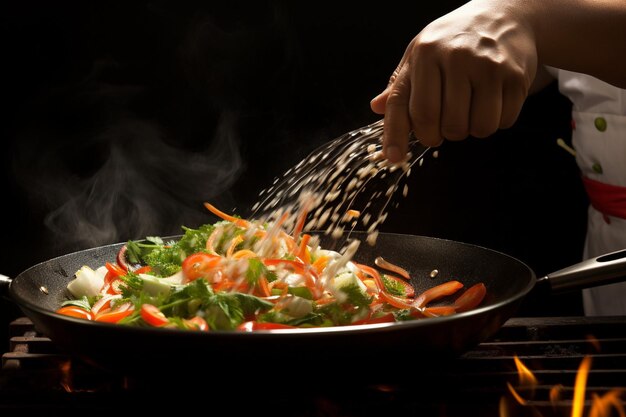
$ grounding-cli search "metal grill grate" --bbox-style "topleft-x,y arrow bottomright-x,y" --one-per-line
1,316 -> 625,416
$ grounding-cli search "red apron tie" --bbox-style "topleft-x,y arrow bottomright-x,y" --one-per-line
582,176 -> 626,220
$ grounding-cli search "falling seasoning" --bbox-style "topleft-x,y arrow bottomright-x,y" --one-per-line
248,119 -> 431,251
366,231 -> 379,246
429,269 -> 439,279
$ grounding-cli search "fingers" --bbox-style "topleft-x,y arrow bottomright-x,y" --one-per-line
470,69 -> 528,135
382,66 -> 412,163
374,54 -> 528,162
370,67 -> 401,115
370,91 -> 388,115
469,81 -> 502,138
387,67 -> 401,88
408,53 -> 443,147
441,73 -> 471,141
381,50 -> 445,163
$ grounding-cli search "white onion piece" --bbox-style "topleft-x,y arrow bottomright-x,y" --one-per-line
67,265 -> 107,298
160,271 -> 184,285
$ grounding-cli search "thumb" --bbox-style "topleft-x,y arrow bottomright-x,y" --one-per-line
370,89 -> 389,114
371,65 -> 402,114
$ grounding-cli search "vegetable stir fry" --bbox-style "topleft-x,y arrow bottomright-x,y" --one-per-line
57,203 -> 487,331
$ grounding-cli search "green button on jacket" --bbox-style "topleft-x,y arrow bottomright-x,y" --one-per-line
592,163 -> 603,174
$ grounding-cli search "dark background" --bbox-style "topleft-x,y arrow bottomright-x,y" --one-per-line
1,1 -> 589,346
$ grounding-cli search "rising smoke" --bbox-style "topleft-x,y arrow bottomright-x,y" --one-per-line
5,2 -> 376,268
8,6 -> 279,258
12,109 -> 243,255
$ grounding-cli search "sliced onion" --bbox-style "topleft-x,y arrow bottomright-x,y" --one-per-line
91,294 -> 122,316
116,245 -> 130,271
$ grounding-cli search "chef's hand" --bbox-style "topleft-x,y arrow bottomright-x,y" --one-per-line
371,0 -> 537,163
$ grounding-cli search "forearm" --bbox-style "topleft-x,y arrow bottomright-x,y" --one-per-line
510,0 -> 626,88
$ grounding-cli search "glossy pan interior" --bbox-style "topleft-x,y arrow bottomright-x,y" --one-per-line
7,232 -> 535,379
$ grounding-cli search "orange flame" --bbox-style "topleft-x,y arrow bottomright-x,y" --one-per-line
499,396 -> 514,417
586,335 -> 602,353
506,383 -> 529,406
572,356 -> 592,417
59,360 -> 73,393
502,352 -> 625,417
550,384 -> 565,407
589,390 -> 626,417
513,355 -> 538,387
506,355 -> 538,405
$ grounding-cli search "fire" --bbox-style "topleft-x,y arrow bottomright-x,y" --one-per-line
502,355 -> 625,417
58,359 -> 98,393
506,355 -> 538,405
589,390 -> 626,417
572,356 -> 592,417
586,335 -> 602,353
59,359 -> 73,393
550,384 -> 565,404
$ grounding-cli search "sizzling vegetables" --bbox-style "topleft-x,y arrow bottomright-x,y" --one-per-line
57,203 -> 487,331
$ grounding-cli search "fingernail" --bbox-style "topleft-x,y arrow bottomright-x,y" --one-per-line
384,145 -> 403,163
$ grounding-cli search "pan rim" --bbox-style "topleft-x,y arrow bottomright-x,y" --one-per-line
9,232 -> 537,338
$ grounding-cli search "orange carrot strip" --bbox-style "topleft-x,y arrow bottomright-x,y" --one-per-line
214,278 -> 248,293
354,263 -> 386,294
263,258 -> 319,298
257,275 -> 271,297
268,280 -> 289,297
272,212 -> 289,230
314,296 -> 337,306
203,202 -> 250,228
292,207 -> 308,241
205,228 -> 220,254
298,234 -> 311,264
311,255 -> 329,275
226,235 -> 244,257
346,209 -> 360,218
231,249 -> 257,259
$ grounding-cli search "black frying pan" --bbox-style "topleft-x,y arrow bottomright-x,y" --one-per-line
2,232 -> 626,381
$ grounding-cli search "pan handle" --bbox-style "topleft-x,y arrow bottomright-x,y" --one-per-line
538,248 -> 626,293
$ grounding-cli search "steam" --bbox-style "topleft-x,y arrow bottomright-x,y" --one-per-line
12,113 -> 242,255
8,4 -> 313,260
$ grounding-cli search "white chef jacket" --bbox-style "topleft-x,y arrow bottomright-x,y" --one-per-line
547,67 -> 626,316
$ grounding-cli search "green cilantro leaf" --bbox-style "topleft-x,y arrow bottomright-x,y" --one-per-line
382,274 -> 406,297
